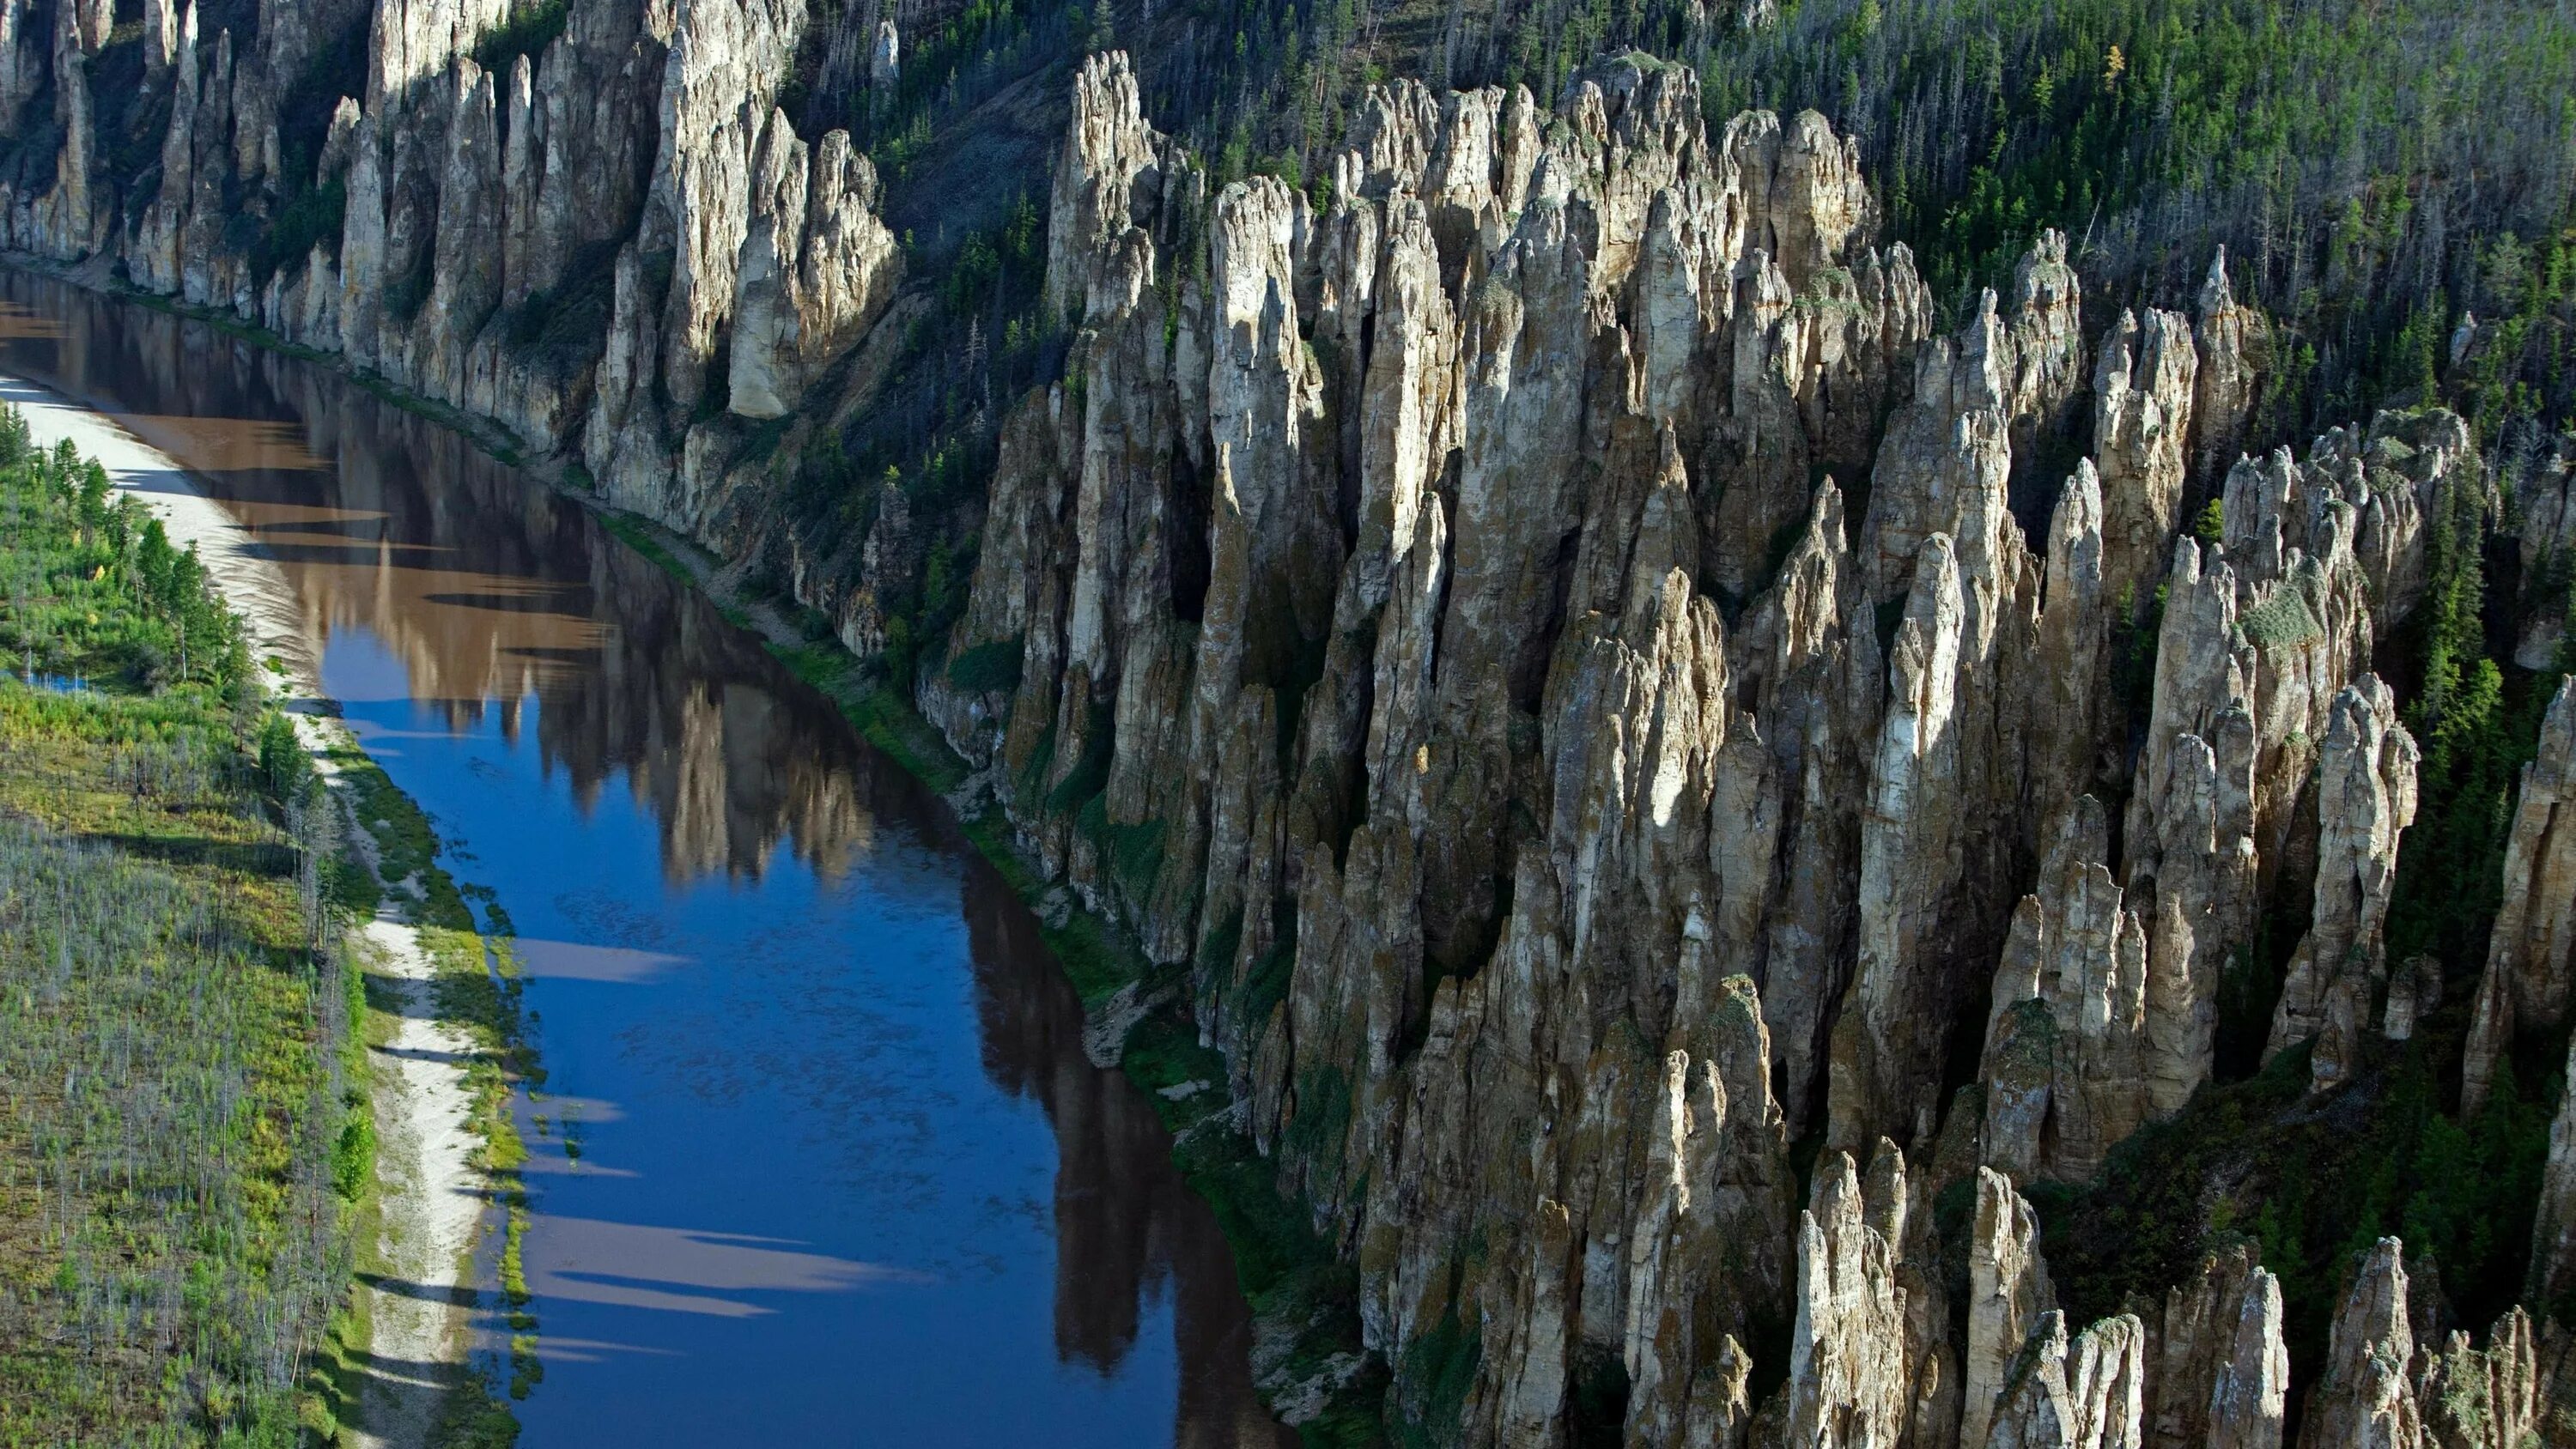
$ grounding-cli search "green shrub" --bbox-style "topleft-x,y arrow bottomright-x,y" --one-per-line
2193,498 -> 2227,545
330,1114 -> 376,1201
471,0 -> 570,73
945,636 -> 1024,695
2237,590 -> 2322,651
257,710 -> 316,805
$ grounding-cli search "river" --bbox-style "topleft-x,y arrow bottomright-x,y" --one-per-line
0,270 -> 1295,1448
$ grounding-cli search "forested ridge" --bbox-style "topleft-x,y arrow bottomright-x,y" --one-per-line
754,0 -> 2573,706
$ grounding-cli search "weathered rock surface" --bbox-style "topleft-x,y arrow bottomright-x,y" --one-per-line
2190,249 -> 2267,489
2511,434 -> 2576,668
1980,799 -> 2152,1184
2267,676 -> 2419,1089
917,46 -> 2558,1443
9,0 -> 900,555
2093,306 -> 2199,612
2156,1245 -> 2289,1449
2304,1239 -> 2423,1449
1,1 -> 101,260
1983,1311 -> 2148,1449
1964,1168 -> 2057,1449
1782,1148 -> 1915,1449
2417,1307 -> 2546,1449
2465,678 -> 2576,1113
933,55 -> 1953,1437
726,121 -> 902,418
1623,977 -> 1795,1446
20,13 -> 2576,1442
2532,1034 -> 2576,1311
2111,403 -> 2466,1113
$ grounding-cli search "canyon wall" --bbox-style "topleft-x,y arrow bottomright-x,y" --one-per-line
1,0 -> 898,548
919,49 -> 2576,1445
5,1 -> 2575,1440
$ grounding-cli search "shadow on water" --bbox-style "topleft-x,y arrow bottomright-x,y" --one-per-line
0,270 -> 1296,1448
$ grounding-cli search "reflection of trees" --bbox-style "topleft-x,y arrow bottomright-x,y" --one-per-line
0,270 -> 1292,1447
961,862 -> 1297,1449
0,271 -> 872,885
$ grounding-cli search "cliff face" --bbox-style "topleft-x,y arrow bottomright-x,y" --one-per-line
11,3 -> 2576,1441
917,46 -> 2545,1446
4,0 -> 898,549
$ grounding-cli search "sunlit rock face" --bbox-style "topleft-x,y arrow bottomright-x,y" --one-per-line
912,40 -> 2511,1441
12,0 -> 900,545
26,5 -> 2572,1438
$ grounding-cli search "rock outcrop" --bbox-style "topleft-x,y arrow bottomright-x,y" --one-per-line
1782,1148 -> 1916,1449
725,124 -> 900,418
918,45 -> 2544,1441
1983,1312 -> 2148,1449
13,10 -> 2573,1440
2510,435 -> 2576,668
2416,1307 -> 2546,1449
2155,1245 -> 2289,1449
2533,1034 -> 2576,1310
2303,1239 -> 2424,1449
933,59 -> 1948,1435
2,0 -> 902,552
1964,1169 -> 2056,1449
2267,676 -> 2420,1089
2111,403 -> 2464,1113
2293,1240 -> 2553,1449
2093,306 -> 2199,611
2464,678 -> 2576,1113
1623,976 -> 1795,1446
2190,249 -> 2266,489
1979,798 -> 2152,1184
3,1 -> 100,260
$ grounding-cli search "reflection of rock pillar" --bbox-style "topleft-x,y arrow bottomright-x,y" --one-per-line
1047,1040 -> 1152,1372
659,683 -> 730,882
957,853 -> 1282,1442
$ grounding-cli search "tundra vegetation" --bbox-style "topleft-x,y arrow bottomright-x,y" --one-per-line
0,406 -> 361,1443
0,407 -> 531,1445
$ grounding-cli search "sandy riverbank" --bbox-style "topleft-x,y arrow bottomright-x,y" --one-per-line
0,371 -> 488,1449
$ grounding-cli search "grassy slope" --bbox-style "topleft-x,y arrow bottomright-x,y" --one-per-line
0,415 -> 358,1444
0,400 -> 540,1446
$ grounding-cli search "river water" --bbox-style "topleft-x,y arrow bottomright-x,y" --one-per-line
0,270 -> 1293,1448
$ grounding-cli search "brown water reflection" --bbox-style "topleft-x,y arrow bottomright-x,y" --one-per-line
0,269 -> 1294,1446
